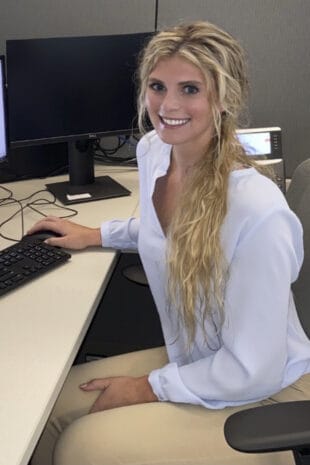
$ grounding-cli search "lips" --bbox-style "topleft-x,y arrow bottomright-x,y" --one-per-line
159,115 -> 190,126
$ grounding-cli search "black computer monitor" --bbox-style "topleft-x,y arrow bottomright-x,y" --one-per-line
6,32 -> 152,203
0,55 -> 8,161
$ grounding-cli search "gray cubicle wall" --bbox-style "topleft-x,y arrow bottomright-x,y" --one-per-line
158,0 -> 310,177
0,0 -> 309,176
0,0 -> 155,48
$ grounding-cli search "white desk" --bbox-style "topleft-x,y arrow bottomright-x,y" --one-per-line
0,165 -> 139,465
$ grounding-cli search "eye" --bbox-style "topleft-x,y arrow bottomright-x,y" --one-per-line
148,81 -> 165,92
183,84 -> 199,95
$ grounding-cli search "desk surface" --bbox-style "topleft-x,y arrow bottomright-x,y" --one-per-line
0,165 -> 139,465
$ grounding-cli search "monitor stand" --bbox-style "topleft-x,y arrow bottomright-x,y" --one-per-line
46,140 -> 131,205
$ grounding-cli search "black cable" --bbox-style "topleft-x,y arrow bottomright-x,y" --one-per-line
27,197 -> 77,219
93,136 -> 138,165
0,187 -> 78,243
0,195 -> 25,241
94,136 -> 128,156
0,184 -> 13,204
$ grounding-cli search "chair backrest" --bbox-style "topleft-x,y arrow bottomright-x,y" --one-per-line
286,159 -> 310,338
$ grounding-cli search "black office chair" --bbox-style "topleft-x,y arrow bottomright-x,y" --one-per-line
224,159 -> 310,465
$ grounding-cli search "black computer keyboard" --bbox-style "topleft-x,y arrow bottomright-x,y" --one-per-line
0,236 -> 71,297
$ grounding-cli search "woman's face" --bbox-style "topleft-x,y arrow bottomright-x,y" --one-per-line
145,55 -> 215,156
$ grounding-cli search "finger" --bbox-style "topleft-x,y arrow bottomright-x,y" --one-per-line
44,237 -> 66,247
27,218 -> 59,235
30,216 -> 59,227
79,378 -> 110,391
26,222 -> 46,234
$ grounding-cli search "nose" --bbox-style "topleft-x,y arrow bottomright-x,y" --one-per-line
160,90 -> 181,113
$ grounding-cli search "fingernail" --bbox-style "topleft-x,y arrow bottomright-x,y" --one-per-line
79,383 -> 88,389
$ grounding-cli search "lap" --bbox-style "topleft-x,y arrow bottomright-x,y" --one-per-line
53,346 -> 169,424
51,348 -> 310,465
55,400 -> 291,465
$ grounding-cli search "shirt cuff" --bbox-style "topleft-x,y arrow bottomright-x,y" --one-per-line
100,221 -> 113,248
148,363 -> 204,406
100,218 -> 139,250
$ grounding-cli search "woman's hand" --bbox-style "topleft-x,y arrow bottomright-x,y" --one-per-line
79,375 -> 158,413
27,216 -> 102,250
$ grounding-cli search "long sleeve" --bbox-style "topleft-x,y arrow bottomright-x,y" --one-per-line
149,207 -> 306,408
134,132 -> 310,409
100,217 -> 140,250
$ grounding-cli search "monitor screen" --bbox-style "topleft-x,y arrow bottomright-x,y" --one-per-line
0,55 -> 7,160
237,131 -> 271,156
6,32 -> 152,146
236,127 -> 282,159
6,32 -> 152,203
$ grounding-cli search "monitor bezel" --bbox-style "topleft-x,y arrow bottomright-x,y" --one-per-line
9,124 -> 141,149
0,55 -> 8,159
6,32 -> 152,150
5,32 -> 153,202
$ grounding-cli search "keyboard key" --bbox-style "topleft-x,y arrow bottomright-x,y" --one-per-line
0,238 -> 71,297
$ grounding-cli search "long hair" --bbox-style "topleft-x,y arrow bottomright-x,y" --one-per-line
137,21 -> 258,344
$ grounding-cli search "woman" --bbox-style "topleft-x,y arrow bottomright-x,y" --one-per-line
30,21 -> 310,465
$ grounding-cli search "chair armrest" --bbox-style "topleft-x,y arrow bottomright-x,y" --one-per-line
224,401 -> 310,454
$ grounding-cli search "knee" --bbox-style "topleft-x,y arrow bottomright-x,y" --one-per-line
54,416 -> 91,465
53,414 -> 119,465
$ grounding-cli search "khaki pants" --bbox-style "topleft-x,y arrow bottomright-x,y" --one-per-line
31,346 -> 310,465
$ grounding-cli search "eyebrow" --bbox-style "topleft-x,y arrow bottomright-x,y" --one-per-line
148,77 -> 203,86
179,80 -> 203,86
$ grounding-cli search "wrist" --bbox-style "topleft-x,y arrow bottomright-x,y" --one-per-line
138,375 -> 158,403
88,227 -> 102,247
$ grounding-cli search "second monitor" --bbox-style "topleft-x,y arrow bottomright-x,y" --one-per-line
0,55 -> 7,161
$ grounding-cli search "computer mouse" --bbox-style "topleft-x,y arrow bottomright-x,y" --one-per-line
24,230 -> 62,241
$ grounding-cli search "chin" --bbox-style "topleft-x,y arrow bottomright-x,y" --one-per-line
156,131 -> 188,146
154,125 -> 183,142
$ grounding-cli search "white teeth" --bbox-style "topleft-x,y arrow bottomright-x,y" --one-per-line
161,117 -> 189,126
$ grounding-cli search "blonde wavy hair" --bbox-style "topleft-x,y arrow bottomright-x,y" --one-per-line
137,21 -> 259,344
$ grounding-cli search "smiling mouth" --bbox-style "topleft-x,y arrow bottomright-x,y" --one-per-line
159,115 -> 190,127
